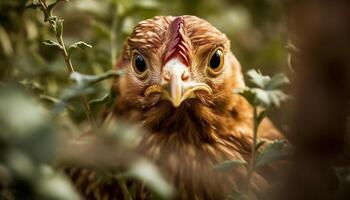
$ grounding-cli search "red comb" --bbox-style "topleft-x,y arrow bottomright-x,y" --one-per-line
163,17 -> 190,67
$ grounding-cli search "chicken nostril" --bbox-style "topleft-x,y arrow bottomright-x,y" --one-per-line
182,71 -> 190,82
163,70 -> 171,81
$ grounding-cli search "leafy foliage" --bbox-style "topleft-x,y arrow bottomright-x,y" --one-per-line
236,69 -> 289,107
239,69 -> 289,196
254,140 -> 289,170
216,69 -> 290,198
0,87 -> 79,200
68,41 -> 92,58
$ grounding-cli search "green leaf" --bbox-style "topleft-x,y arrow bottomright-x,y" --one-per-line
42,40 -> 62,49
254,140 -> 289,170
0,87 -> 56,164
67,41 -> 92,57
5,150 -> 35,180
102,122 -> 142,145
238,87 -> 288,108
214,160 -> 247,172
129,159 -> 174,198
265,73 -> 290,90
254,88 -> 289,107
89,93 -> 111,115
58,87 -> 94,106
246,69 -> 290,91
37,166 -> 80,200
256,110 -> 267,126
55,19 -> 64,37
70,70 -> 123,87
255,140 -> 266,152
54,71 -> 122,113
234,88 -> 258,106
39,94 -> 74,112
54,85 -> 94,114
89,94 -> 110,107
247,69 -> 271,89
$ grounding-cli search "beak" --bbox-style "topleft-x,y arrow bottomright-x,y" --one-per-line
144,58 -> 212,107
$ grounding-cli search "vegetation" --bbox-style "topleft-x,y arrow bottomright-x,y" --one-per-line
215,69 -> 290,199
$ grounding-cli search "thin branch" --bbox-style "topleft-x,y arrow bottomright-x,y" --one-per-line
38,0 -> 96,127
244,106 -> 258,192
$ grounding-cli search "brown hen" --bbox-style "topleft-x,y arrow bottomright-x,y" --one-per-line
67,15 -> 282,200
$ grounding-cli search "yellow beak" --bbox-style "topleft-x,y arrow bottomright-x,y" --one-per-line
144,58 -> 212,107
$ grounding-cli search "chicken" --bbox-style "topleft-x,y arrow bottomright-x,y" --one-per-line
67,15 -> 282,200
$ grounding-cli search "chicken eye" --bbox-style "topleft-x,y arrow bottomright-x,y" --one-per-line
207,48 -> 224,75
132,51 -> 148,77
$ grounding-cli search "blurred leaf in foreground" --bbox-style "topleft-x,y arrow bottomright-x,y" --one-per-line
0,85 -> 80,199
0,86 -> 55,164
214,160 -> 247,172
128,159 -> 175,199
70,70 -> 123,87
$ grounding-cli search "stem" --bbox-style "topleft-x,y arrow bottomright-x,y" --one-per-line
39,0 -> 96,127
244,105 -> 258,192
56,33 -> 95,126
56,34 -> 74,73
